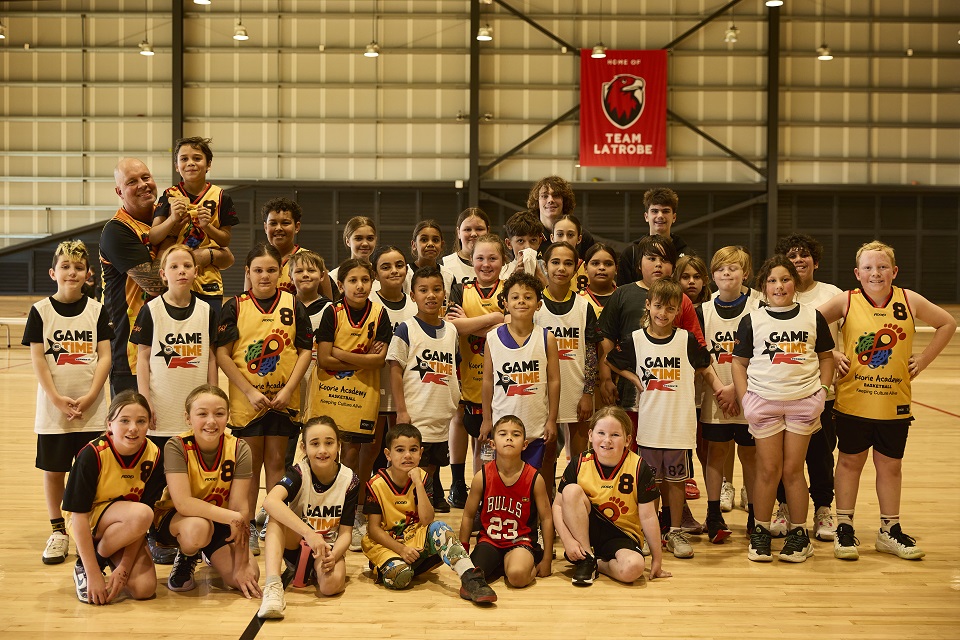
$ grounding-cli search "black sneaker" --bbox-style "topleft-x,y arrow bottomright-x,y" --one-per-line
433,496 -> 452,514
73,558 -> 90,603
706,516 -> 732,544
167,551 -> 200,592
459,567 -> 497,604
572,553 -> 598,586
779,526 -> 814,563
833,522 -> 860,560
747,524 -> 773,562
148,533 -> 177,565
448,483 -> 468,510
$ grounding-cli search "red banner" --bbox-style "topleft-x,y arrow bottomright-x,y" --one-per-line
579,49 -> 668,167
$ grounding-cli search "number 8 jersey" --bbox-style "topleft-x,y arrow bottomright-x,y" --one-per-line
563,449 -> 659,545
477,461 -> 539,549
153,430 -> 241,526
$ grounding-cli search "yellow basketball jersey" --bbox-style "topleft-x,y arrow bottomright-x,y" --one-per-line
575,449 -> 648,544
835,287 -> 915,421
153,431 -> 240,524
309,300 -> 385,436
277,246 -> 307,295
86,435 -> 160,532
458,281 -> 504,403
573,259 -> 589,293
361,468 -> 430,567
229,291 -> 301,427
163,182 -> 227,296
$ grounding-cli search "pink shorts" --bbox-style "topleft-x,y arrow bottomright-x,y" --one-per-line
742,389 -> 825,440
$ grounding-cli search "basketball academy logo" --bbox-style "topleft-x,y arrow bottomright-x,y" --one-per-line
602,74 -> 645,129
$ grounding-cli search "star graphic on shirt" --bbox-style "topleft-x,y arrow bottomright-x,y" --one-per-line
495,371 -> 516,395
412,356 -> 435,381
709,340 -> 728,358
639,364 -> 657,387
45,339 -> 66,358
761,340 -> 784,362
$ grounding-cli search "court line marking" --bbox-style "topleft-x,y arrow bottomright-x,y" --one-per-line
914,401 -> 960,420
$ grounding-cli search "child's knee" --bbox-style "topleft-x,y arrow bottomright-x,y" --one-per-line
505,564 -> 534,588
178,518 -> 214,551
317,574 -> 345,596
620,554 -> 646,581
380,559 -> 414,590
130,503 -> 155,529
127,574 -> 157,600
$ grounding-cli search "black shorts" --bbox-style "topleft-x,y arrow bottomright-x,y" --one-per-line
155,510 -> 233,557
231,410 -> 300,438
588,507 -> 644,562
419,441 -> 450,468
461,401 -> 482,439
341,430 -> 376,445
36,432 -> 98,472
835,413 -> 911,460
471,540 -> 543,579
701,422 -> 755,446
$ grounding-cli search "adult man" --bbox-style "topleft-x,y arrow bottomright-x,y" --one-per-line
617,187 -> 692,286
526,175 -> 595,257
99,158 -> 169,395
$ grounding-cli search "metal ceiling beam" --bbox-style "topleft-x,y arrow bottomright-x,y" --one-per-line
172,0 -> 184,147
667,109 -> 765,177
766,6 -> 781,257
491,0 -> 577,53
480,105 -> 581,177
469,0 -> 480,207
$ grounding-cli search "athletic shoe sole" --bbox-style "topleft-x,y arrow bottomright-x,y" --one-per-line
779,545 -> 814,563
710,529 -> 732,544
747,550 -> 773,563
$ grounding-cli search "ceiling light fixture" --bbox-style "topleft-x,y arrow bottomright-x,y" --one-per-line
364,0 -> 380,57
765,0 -> 784,6
138,9 -> 153,56
233,19 -> 249,40
476,24 -> 493,42
193,0 -> 211,5
817,1 -> 832,61
725,5 -> 738,44
0,22 -> 6,39
592,0 -> 606,58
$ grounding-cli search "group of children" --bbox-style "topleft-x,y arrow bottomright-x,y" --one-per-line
26,154 -> 956,614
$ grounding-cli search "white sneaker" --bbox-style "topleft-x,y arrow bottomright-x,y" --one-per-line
739,487 -> 748,511
640,539 -> 651,556
43,531 -> 69,565
257,580 -> 286,619
814,506 -> 836,541
256,507 -> 269,541
665,529 -> 694,558
876,524 -> 925,560
769,502 -> 789,538
833,523 -> 860,560
350,519 -> 366,552
720,481 -> 735,512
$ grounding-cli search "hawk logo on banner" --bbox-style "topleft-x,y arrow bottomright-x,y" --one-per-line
580,49 -> 668,167
602,75 -> 645,129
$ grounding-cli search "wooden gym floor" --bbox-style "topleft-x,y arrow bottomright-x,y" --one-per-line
0,296 -> 957,639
